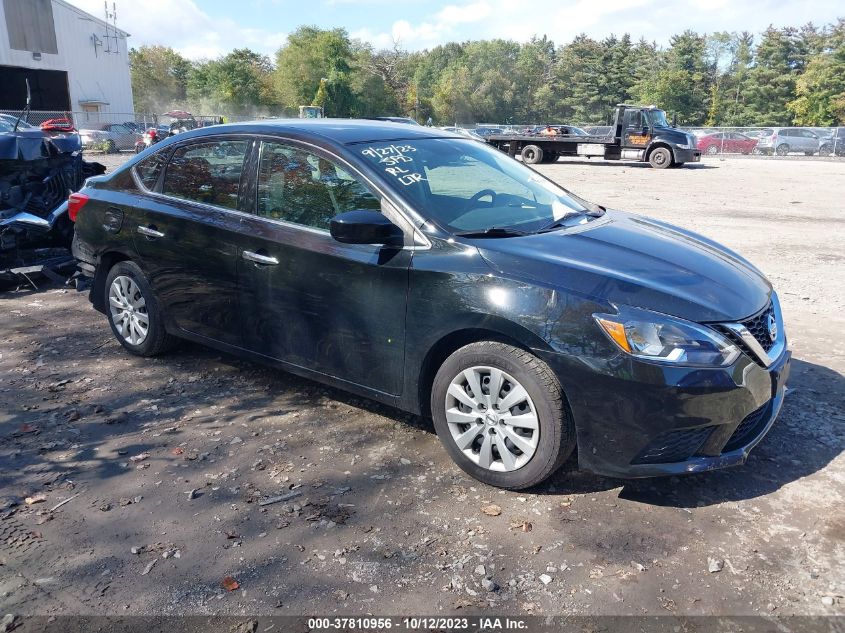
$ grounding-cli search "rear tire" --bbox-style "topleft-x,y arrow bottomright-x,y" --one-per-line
648,146 -> 673,169
776,143 -> 790,156
104,261 -> 177,357
431,341 -> 575,490
521,144 -> 543,165
706,145 -> 718,155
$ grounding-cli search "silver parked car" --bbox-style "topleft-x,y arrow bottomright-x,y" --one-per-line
755,127 -> 822,156
79,123 -> 140,153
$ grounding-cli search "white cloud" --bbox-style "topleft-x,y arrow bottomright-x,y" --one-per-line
435,1 -> 492,24
354,0 -> 844,51
67,0 -> 845,58
65,0 -> 286,59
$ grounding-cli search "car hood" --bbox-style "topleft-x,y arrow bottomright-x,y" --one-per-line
474,210 -> 771,322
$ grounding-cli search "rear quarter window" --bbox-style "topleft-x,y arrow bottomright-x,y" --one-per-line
133,151 -> 168,192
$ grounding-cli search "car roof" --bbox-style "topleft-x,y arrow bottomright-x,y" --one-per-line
168,118 -> 453,146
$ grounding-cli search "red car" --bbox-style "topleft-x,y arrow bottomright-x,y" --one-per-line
697,132 -> 757,155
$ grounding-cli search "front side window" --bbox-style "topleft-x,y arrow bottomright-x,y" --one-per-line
162,140 -> 248,209
357,138 -> 592,234
256,141 -> 380,231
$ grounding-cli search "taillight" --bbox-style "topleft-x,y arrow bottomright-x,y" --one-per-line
68,192 -> 89,222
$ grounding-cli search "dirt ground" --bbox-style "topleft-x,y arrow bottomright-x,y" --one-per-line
1,155 -> 843,619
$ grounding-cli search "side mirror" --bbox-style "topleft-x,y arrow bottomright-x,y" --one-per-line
330,210 -> 404,246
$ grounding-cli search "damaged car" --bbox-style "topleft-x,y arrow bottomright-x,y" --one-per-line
1,116 -> 105,287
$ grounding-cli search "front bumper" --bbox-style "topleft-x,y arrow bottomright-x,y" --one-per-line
537,345 -> 791,478
673,147 -> 701,163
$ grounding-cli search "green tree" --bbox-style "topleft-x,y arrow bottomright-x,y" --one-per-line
721,31 -> 755,125
187,48 -> 274,114
556,35 -> 605,122
788,19 -> 845,124
129,45 -> 192,112
514,36 -> 557,122
274,26 -> 355,116
633,30 -> 710,125
743,27 -> 805,125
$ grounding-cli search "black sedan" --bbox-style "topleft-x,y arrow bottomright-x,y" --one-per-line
70,120 -> 790,489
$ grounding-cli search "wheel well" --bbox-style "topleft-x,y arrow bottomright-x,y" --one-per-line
417,328 -> 529,417
91,251 -> 131,312
646,142 -> 673,159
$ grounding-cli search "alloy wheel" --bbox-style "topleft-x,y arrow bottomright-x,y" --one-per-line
444,366 -> 539,472
108,275 -> 149,345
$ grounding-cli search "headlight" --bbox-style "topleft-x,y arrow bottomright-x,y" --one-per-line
594,305 -> 739,367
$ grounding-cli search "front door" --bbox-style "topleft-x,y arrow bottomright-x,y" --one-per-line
131,137 -> 252,346
236,139 -> 411,395
622,109 -> 650,148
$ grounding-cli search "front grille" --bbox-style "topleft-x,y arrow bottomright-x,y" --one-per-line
715,301 -> 776,367
723,401 -> 772,452
740,302 -> 776,353
631,427 -> 714,465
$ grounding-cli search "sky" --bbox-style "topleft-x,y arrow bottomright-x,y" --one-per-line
66,0 -> 843,60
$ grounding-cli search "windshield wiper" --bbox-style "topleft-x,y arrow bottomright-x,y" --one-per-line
536,206 -> 606,233
453,227 -> 528,238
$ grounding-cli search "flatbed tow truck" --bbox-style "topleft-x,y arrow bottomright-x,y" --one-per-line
485,104 -> 701,169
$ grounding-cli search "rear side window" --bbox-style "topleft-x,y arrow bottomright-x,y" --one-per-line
163,140 -> 249,210
133,151 -> 168,191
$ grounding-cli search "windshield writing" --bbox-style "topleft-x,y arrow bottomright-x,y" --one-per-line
358,138 -> 594,235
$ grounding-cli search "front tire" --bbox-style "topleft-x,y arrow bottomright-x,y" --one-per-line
706,145 -> 718,155
648,146 -> 673,169
776,143 -> 790,156
431,341 -> 575,490
104,261 -> 177,357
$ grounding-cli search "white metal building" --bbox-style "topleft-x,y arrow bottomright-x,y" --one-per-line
0,0 -> 133,116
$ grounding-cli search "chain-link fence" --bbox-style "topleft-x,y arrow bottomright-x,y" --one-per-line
683,126 -> 844,157
0,110 -> 162,130
0,110 -> 249,153
5,111 -> 843,158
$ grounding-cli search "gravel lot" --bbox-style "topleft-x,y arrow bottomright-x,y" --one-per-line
1,155 -> 843,619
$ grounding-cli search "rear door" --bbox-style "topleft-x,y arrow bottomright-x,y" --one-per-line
236,138 -> 413,395
130,137 -> 252,346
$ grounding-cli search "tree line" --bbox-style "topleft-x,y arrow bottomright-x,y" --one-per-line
129,19 -> 845,127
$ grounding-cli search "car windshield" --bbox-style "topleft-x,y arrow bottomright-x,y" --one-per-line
357,138 -> 595,234
645,110 -> 670,127
0,116 -> 33,131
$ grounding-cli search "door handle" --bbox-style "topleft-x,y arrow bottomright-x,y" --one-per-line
137,225 -> 165,239
243,250 -> 279,266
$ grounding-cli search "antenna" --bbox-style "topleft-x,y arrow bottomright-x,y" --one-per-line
13,79 -> 32,131
102,1 -> 119,54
